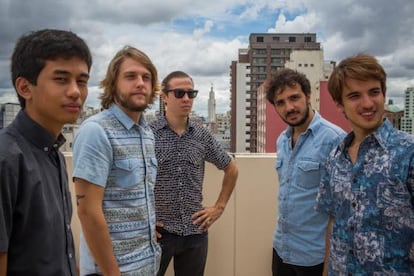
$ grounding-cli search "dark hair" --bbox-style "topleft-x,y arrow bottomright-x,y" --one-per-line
265,68 -> 311,105
100,45 -> 159,109
161,71 -> 193,93
11,29 -> 92,108
328,53 -> 386,105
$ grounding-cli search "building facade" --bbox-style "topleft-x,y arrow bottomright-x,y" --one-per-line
230,33 -> 321,152
401,87 -> 414,134
0,102 -> 20,129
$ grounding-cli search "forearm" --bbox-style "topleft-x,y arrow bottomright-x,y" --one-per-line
0,252 -> 7,276
79,212 -> 120,276
215,161 -> 238,210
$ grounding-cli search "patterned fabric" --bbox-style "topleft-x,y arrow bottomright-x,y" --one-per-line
150,116 -> 232,236
274,111 -> 345,266
317,119 -> 414,275
73,104 -> 160,275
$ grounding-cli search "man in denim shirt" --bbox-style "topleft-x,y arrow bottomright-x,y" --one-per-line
266,69 -> 345,276
317,54 -> 414,275
72,46 -> 161,275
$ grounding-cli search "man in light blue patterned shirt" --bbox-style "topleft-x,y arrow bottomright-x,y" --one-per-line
317,53 -> 414,275
72,46 -> 161,275
266,68 -> 345,276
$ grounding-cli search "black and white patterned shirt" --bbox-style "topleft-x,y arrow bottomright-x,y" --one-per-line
150,116 -> 232,236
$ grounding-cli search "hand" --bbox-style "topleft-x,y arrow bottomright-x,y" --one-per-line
155,221 -> 164,241
191,205 -> 224,232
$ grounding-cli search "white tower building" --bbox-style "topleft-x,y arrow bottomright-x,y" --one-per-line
208,85 -> 216,123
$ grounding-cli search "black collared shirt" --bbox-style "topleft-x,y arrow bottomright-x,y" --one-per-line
150,116 -> 232,236
0,111 -> 76,275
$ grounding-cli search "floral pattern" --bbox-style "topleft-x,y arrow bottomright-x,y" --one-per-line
317,120 -> 414,275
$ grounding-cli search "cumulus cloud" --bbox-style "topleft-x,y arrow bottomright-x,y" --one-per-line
1,0 -> 413,112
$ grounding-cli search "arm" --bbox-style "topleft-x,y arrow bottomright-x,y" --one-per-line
192,160 -> 238,231
323,216 -> 334,276
0,253 -> 6,276
75,178 -> 121,276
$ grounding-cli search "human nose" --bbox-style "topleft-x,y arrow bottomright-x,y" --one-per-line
360,94 -> 374,108
285,100 -> 295,111
67,80 -> 81,98
135,76 -> 144,87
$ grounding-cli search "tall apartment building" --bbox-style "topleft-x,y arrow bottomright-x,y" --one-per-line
0,102 -> 20,129
230,33 -> 321,152
401,87 -> 414,134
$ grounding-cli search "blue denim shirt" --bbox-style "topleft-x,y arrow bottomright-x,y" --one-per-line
317,119 -> 414,275
274,111 -> 345,266
73,104 -> 161,275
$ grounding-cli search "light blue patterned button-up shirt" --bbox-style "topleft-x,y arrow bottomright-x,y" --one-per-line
317,119 -> 414,275
274,111 -> 345,266
73,104 -> 161,275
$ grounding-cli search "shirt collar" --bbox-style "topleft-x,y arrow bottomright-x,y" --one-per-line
109,104 -> 148,130
339,118 -> 391,153
152,115 -> 194,132
14,110 -> 66,152
286,110 -> 321,138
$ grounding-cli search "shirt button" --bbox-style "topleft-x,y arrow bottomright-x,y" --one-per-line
67,224 -> 70,230
68,253 -> 73,258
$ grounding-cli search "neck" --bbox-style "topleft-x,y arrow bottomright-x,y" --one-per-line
116,103 -> 142,123
165,112 -> 188,135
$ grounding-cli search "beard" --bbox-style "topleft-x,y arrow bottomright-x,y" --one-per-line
114,92 -> 148,112
284,104 -> 310,127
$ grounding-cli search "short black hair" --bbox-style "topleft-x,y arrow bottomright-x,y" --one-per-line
11,29 -> 92,108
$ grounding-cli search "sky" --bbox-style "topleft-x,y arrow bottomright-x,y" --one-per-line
1,0 -> 414,117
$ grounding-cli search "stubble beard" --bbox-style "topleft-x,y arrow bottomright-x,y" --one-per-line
115,92 -> 148,112
285,104 -> 310,127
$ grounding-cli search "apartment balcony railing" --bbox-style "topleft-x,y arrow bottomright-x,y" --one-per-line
65,153 -> 278,276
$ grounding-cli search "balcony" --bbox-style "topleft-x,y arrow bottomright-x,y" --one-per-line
65,153 -> 278,276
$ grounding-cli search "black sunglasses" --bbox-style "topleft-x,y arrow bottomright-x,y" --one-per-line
166,89 -> 198,99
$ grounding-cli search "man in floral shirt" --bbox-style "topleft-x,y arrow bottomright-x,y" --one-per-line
316,53 -> 414,275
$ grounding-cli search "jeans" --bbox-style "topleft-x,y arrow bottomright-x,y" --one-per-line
272,248 -> 324,276
157,229 -> 208,276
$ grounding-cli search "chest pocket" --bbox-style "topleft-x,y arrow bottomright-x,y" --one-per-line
113,159 -> 144,188
296,160 -> 320,189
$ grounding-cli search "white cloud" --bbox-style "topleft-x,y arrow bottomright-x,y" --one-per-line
1,0 -> 413,116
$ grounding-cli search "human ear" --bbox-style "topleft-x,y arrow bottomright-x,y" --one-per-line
15,77 -> 33,100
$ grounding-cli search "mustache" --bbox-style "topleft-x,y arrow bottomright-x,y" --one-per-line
286,110 -> 299,116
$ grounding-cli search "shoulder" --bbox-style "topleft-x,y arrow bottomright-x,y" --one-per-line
0,126 -> 25,156
190,122 -> 217,141
318,117 -> 346,136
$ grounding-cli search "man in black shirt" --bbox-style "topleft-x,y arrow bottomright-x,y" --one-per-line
0,29 -> 92,275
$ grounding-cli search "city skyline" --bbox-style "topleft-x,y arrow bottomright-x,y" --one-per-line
1,0 -> 413,117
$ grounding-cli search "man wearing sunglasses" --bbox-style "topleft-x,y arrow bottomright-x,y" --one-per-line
150,71 -> 238,276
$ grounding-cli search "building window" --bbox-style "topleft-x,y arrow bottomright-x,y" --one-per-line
256,36 -> 264,42
272,36 -> 280,41
298,64 -> 302,67
289,36 -> 296,42
305,36 -> 312,42
310,64 -> 314,67
271,49 -> 281,55
304,64 -> 308,67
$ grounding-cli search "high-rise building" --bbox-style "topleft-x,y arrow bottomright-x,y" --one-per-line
230,33 -> 321,152
208,85 -> 216,123
0,102 -> 20,129
401,87 -> 414,134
